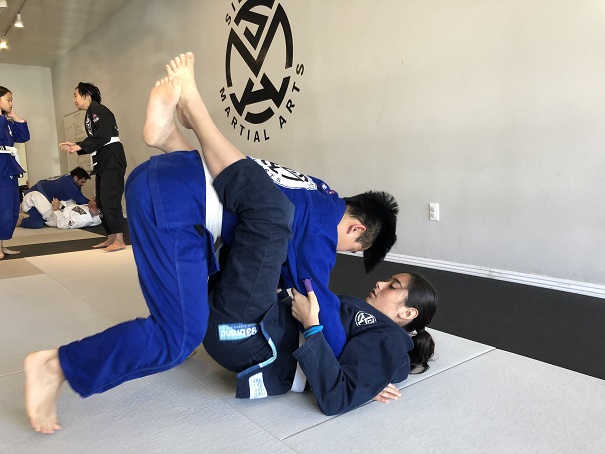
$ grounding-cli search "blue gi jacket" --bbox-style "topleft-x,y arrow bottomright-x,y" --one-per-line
0,115 -> 28,177
27,174 -> 89,205
248,157 -> 348,357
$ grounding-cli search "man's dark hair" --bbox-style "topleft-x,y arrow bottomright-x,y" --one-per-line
76,82 -> 102,104
70,166 -> 91,180
343,191 -> 398,272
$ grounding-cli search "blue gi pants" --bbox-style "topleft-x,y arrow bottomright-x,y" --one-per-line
0,175 -> 20,239
20,206 -> 45,229
59,151 -> 293,398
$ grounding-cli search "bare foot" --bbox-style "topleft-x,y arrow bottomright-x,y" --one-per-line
2,247 -> 20,255
16,213 -> 24,227
24,350 -> 65,434
165,52 -> 197,129
92,241 -> 112,249
105,241 -> 126,252
142,76 -> 190,152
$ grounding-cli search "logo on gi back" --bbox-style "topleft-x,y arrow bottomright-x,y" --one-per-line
355,312 -> 377,327
251,157 -> 317,190
221,0 -> 304,143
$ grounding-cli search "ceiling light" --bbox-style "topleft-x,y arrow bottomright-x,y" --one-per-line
0,1 -> 8,9
0,37 -> 7,50
14,13 -> 23,28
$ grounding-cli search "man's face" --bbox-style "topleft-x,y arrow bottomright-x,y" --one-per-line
74,177 -> 87,188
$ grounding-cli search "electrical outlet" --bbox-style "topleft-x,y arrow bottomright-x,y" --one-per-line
429,203 -> 439,221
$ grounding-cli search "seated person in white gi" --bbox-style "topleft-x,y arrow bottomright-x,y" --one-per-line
19,191 -> 101,229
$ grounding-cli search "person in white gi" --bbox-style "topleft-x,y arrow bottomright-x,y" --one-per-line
20,190 -> 101,229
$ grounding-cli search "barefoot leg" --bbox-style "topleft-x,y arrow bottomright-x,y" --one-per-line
142,77 -> 195,153
165,52 -> 245,179
24,350 -> 65,434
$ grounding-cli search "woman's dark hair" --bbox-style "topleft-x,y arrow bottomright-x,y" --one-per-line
76,82 -> 102,104
0,86 -> 11,114
402,273 -> 438,374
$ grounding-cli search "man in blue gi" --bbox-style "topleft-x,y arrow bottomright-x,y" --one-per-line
24,52 -> 399,434
20,167 -> 91,229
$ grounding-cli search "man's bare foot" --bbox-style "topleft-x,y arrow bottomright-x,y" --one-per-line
165,52 -> 198,129
142,76 -> 191,152
2,247 -> 20,255
24,350 -> 65,434
105,241 -> 126,252
16,213 -> 24,227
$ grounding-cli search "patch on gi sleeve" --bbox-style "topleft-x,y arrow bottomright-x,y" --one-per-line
355,311 -> 377,327
218,323 -> 258,341
248,372 -> 268,399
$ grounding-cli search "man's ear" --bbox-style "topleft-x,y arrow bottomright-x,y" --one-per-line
347,223 -> 366,235
398,306 -> 418,322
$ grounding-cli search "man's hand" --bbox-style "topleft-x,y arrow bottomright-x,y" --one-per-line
291,287 -> 320,329
373,383 -> 401,404
51,198 -> 61,211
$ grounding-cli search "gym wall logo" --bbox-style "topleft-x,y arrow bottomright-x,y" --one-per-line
355,312 -> 377,327
220,0 -> 304,143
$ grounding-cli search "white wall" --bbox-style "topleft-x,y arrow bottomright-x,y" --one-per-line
49,0 -> 605,286
0,63 -> 60,185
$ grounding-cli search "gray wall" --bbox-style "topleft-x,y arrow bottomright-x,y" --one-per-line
47,0 -> 604,286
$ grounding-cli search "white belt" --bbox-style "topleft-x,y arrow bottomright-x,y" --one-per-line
91,137 -> 120,167
0,145 -> 19,164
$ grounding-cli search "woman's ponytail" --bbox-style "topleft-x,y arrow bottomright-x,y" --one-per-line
402,273 -> 438,373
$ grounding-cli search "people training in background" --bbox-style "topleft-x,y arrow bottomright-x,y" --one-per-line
20,167 -> 90,229
19,191 -> 101,230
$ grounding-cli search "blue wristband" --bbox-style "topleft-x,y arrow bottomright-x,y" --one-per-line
303,325 -> 323,339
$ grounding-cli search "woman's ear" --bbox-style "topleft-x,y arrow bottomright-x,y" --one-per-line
398,306 -> 418,322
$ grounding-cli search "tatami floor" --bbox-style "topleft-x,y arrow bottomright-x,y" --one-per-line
1,228 -> 604,453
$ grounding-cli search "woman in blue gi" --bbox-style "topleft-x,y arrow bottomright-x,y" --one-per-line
59,83 -> 127,252
24,53 -> 432,433
0,86 -> 29,259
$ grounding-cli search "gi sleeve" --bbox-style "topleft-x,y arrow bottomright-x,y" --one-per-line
293,329 -> 409,416
11,120 -> 30,142
77,104 -> 114,154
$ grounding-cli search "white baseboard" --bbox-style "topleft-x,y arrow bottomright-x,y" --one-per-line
340,252 -> 605,299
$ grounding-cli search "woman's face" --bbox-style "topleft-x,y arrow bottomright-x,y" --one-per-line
0,91 -> 13,114
74,89 -> 91,111
365,273 -> 411,321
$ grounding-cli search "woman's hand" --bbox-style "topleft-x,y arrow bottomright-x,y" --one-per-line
291,287 -> 320,329
7,110 -> 25,122
59,142 -> 81,154
373,383 -> 401,403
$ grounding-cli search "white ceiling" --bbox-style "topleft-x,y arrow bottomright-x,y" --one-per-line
0,0 -> 131,67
